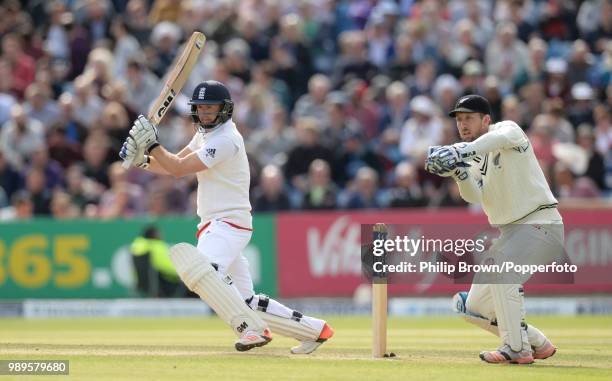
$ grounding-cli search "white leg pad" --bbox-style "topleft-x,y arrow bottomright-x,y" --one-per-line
462,312 -> 499,336
169,243 -> 268,338
249,295 -> 323,342
457,290 -> 548,347
490,284 -> 530,352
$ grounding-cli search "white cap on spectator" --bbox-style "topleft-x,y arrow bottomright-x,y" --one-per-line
376,0 -> 400,16
433,74 -> 461,100
552,143 -> 588,175
571,82 -> 594,100
151,22 -> 182,47
410,95 -> 435,116
545,58 -> 567,74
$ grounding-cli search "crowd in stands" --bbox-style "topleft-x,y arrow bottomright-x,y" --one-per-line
0,0 -> 610,220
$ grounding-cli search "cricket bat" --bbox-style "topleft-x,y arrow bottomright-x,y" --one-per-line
123,31 -> 206,169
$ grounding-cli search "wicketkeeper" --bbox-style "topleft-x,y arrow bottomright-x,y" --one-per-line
425,95 -> 564,364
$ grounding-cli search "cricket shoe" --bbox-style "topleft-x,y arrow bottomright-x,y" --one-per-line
290,323 -> 335,354
235,329 -> 272,352
533,339 -> 556,360
479,344 -> 534,364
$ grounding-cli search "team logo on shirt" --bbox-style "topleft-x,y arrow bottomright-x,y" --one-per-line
205,148 -> 216,158
493,153 -> 501,168
512,142 -> 530,153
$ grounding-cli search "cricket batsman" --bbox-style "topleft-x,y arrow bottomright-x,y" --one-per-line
118,80 -> 333,353
425,95 -> 564,364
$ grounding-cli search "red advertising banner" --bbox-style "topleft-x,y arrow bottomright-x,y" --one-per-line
276,209 -> 612,297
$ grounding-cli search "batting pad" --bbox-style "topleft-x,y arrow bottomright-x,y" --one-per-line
169,243 -> 268,338
490,284 -> 529,352
249,295 -> 323,342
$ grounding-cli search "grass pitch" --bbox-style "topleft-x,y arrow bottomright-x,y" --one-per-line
1,315 -> 611,381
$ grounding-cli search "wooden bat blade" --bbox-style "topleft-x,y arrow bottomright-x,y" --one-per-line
122,31 -> 206,169
147,31 -> 206,125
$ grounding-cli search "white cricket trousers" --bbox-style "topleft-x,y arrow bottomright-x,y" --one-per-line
196,219 -> 255,299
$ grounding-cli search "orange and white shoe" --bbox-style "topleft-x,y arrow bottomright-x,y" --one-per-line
533,339 -> 557,360
290,323 -> 335,354
479,345 -> 534,364
235,329 -> 272,352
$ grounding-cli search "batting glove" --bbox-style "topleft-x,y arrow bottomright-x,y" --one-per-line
119,136 -> 150,169
129,115 -> 160,154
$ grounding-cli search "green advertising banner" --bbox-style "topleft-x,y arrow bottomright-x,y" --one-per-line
0,216 -> 277,299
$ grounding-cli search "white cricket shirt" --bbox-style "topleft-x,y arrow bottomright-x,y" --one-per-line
187,120 -> 252,229
458,121 -> 560,225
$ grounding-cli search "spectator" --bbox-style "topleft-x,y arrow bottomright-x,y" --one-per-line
568,82 -> 596,127
593,104 -> 612,155
321,91 -> 362,150
302,159 -> 337,210
543,57 -> 570,99
576,124 -> 607,190
111,17 -> 141,79
553,161 -> 601,198
284,117 -> 334,191
0,104 -> 45,171
514,37 -> 548,90
365,12 -> 393,68
82,129 -> 112,189
342,166 -> 382,209
332,30 -> 379,88
71,75 -> 105,129
27,145 -> 65,191
223,38 -> 252,84
247,104 -> 296,167
149,21 -> 181,78
1,33 -> 36,99
385,33 -> 416,82
81,0 -> 113,43
0,59 -> 17,126
567,39 -> 596,85
252,165 -> 291,212
25,168 -> 52,216
123,56 -> 160,116
235,84 -> 275,134
379,81 -> 411,132
432,180 -> 469,208
399,95 -> 443,162
293,74 -> 331,123
64,163 -> 102,213
44,1 -> 70,60
23,83 -> 61,129
0,151 -> 22,200
459,59 -> 485,96
432,74 -> 462,115
0,190 -> 33,221
334,127 -> 384,187
543,98 -> 575,143
50,190 -> 80,219
387,161 -> 428,208
443,19 -> 482,75
343,78 -> 380,139
96,161 -> 144,218
485,22 -> 529,90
